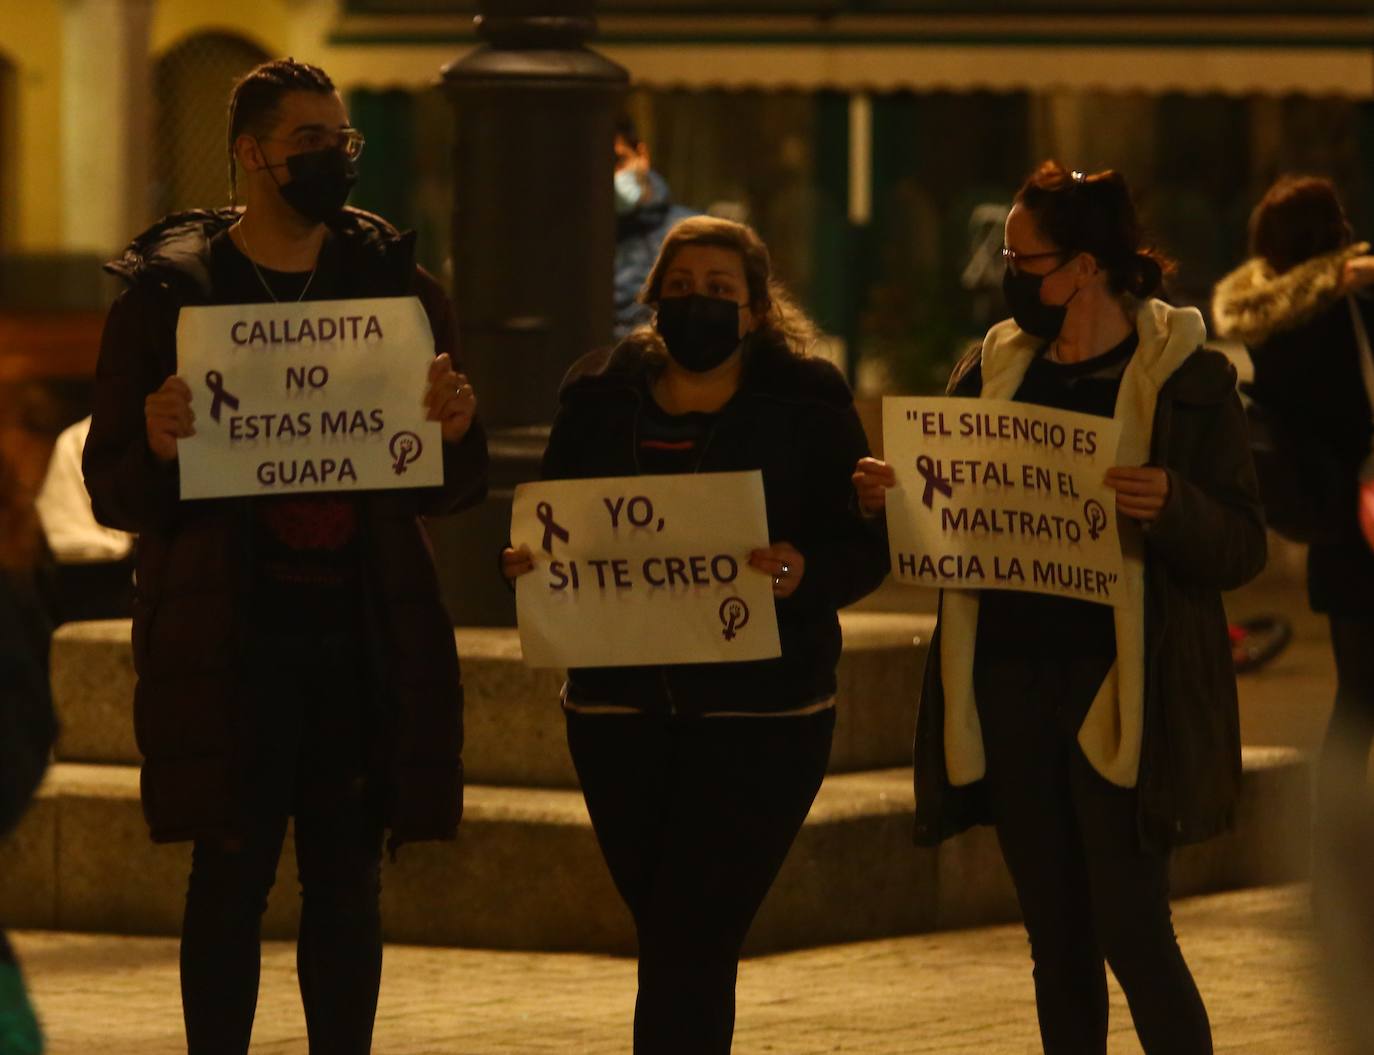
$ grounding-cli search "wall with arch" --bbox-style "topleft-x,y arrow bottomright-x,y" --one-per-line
0,0 -> 63,250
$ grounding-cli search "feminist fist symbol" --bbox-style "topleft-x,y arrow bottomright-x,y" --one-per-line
720,597 -> 750,641
390,431 -> 422,475
1083,499 -> 1108,541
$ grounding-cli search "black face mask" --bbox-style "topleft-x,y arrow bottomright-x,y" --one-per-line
1002,263 -> 1075,341
272,147 -> 358,224
655,294 -> 744,373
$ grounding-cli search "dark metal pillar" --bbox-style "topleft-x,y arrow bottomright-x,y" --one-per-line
432,0 -> 628,626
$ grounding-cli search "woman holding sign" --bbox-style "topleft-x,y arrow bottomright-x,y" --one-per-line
503,216 -> 889,1054
856,162 -> 1265,1054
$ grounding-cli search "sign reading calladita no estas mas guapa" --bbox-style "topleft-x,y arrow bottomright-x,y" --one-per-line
175,297 -> 443,500
882,397 -> 1127,607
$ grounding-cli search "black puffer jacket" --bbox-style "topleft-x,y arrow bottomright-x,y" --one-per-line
542,334 -> 890,715
83,207 -> 488,845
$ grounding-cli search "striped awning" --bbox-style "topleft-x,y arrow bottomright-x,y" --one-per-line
323,5 -> 1374,97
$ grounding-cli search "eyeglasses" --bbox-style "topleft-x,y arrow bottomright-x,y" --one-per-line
261,127 -> 366,161
1001,246 -> 1064,274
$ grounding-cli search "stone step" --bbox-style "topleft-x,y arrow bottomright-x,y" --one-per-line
49,612 -> 932,787
0,747 -> 1311,955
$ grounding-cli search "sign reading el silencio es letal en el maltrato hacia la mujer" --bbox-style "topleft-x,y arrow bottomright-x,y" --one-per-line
174,297 -> 443,500
882,397 -> 1127,607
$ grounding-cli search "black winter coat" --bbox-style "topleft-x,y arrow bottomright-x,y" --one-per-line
913,348 -> 1266,851
1249,301 -> 1374,615
83,207 -> 489,845
543,334 -> 891,715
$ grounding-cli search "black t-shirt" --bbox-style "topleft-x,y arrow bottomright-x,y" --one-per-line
975,331 -> 1138,667
635,377 -> 721,474
208,230 -> 363,629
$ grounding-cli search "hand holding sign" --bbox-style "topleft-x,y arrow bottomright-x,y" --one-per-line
749,541 -> 805,598
502,544 -> 535,580
424,353 -> 477,444
1104,465 -> 1171,524
145,376 -> 196,463
852,457 -> 897,514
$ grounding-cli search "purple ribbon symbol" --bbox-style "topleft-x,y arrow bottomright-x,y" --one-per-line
915,455 -> 954,509
537,501 -> 570,554
204,370 -> 240,423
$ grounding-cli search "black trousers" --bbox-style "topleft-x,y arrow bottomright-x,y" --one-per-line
180,632 -> 385,1055
1321,616 -> 1374,818
974,655 -> 1212,1055
566,707 -> 834,1055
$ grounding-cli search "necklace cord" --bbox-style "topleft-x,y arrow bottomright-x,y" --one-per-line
236,222 -> 319,304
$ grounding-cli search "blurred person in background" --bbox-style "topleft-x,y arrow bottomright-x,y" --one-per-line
1213,176 -> 1374,843
0,523 -> 57,1053
614,116 -> 698,339
34,415 -> 136,625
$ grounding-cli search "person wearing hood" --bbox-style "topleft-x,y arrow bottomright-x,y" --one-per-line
1212,175 -> 1374,839
856,162 -> 1264,1054
82,58 -> 487,1055
503,216 -> 889,1054
614,117 -> 698,339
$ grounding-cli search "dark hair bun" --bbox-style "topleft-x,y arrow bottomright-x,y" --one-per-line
1123,252 -> 1164,298
1015,161 -> 1174,298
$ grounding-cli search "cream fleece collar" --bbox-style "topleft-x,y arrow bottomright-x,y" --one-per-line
937,298 -> 1206,790
1211,243 -> 1368,348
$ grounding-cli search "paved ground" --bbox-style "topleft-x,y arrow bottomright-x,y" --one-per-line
9,885 -> 1347,1055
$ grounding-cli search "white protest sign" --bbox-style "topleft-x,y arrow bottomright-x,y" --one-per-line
883,397 -> 1127,606
512,472 -> 782,668
175,296 -> 442,500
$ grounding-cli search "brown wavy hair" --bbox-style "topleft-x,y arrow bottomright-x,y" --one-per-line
1016,160 -> 1174,298
629,216 -> 818,357
1248,175 -> 1354,274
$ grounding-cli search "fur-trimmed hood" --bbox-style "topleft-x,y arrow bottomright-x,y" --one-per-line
1211,242 -> 1369,347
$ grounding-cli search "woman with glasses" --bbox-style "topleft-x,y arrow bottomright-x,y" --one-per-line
83,59 -> 488,1054
855,162 -> 1264,1054
503,215 -> 889,1054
